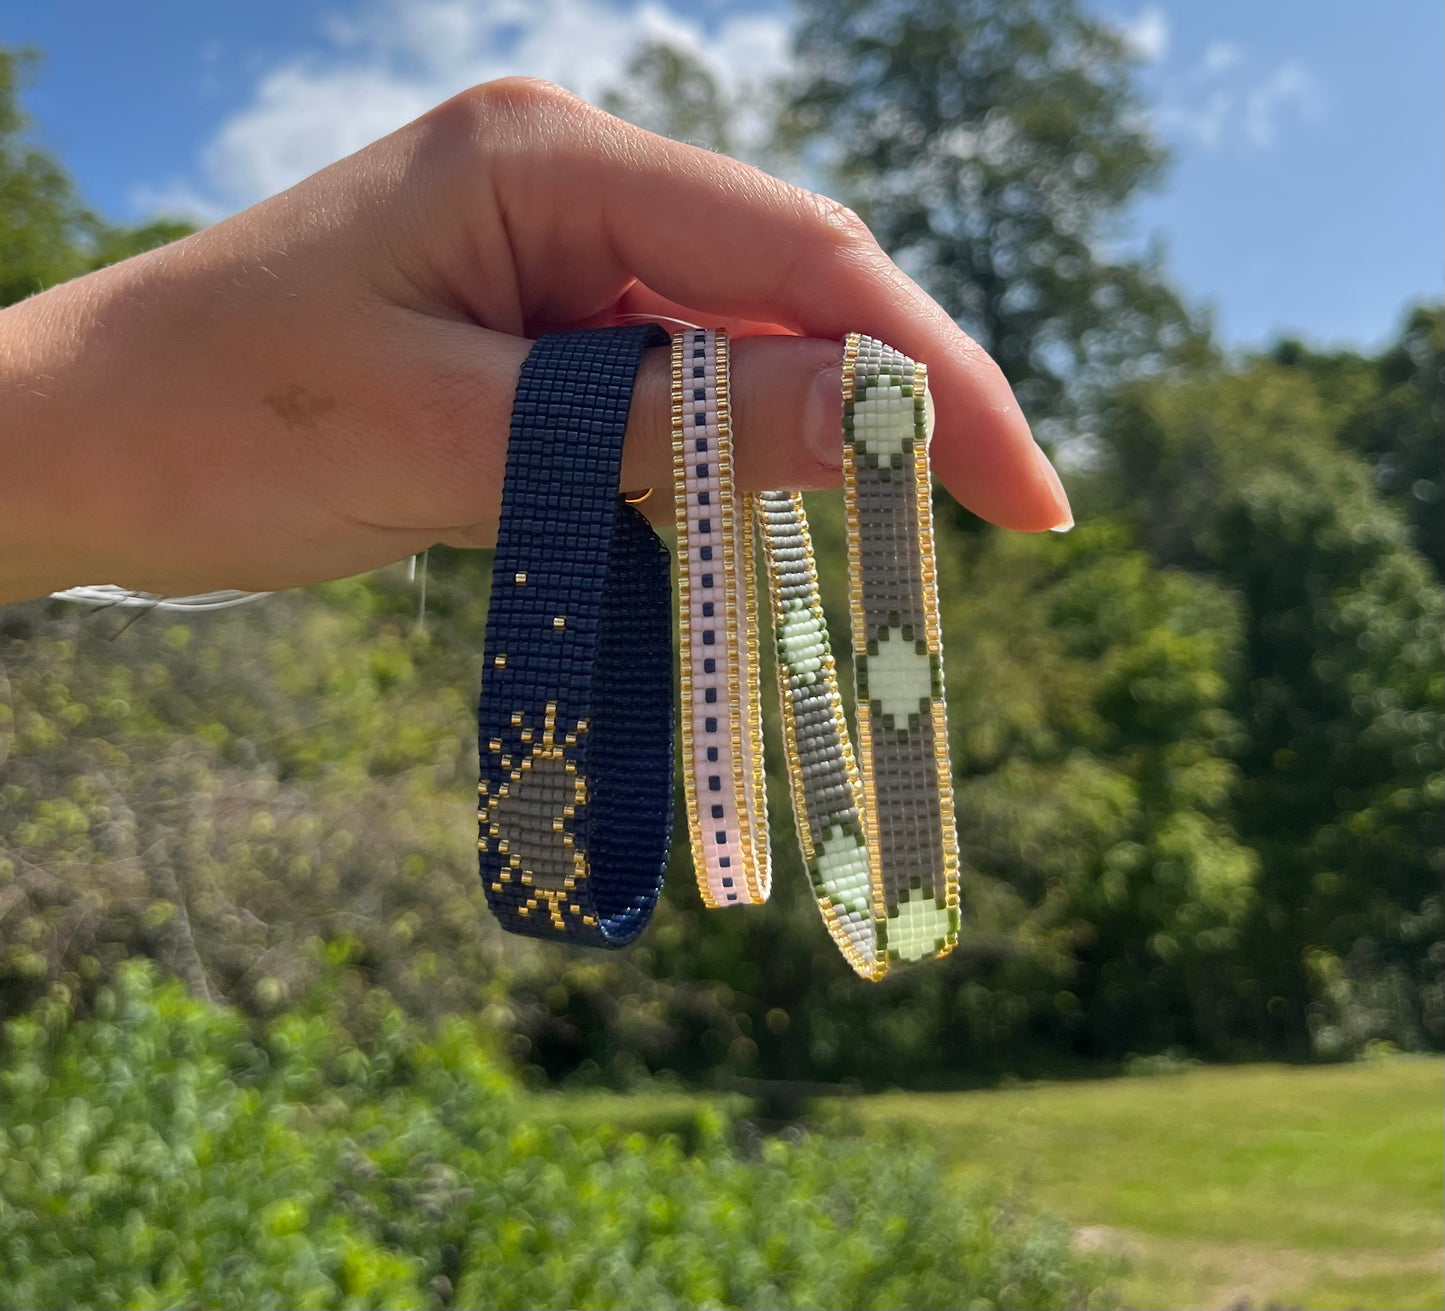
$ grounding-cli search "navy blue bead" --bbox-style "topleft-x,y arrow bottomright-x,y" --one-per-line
477,324 -> 674,949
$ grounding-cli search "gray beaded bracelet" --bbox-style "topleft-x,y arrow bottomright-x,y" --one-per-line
757,333 -> 959,977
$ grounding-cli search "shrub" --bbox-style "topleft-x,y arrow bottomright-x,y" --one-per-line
0,962 -> 1114,1310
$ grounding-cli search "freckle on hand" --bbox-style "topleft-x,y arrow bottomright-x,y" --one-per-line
265,383 -> 337,429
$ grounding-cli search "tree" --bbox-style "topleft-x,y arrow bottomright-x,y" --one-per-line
1101,359 -> 1445,1054
1338,305 -> 1444,580
0,45 -> 90,305
0,44 -> 192,308
786,0 -> 1209,423
601,43 -> 735,155
1268,305 -> 1445,581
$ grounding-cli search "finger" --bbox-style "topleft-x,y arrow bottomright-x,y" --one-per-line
599,285 -> 1068,532
621,333 -> 845,497
595,283 -> 798,339
391,324 -> 844,549
455,80 -> 1071,532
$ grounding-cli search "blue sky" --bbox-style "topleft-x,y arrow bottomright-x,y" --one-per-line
4,0 -> 1441,352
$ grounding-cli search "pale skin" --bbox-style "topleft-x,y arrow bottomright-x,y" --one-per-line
0,77 -> 1071,608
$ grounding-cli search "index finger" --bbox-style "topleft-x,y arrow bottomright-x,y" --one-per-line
480,80 -> 1071,532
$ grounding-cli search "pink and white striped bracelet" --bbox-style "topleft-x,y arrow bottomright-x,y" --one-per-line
671,328 -> 771,907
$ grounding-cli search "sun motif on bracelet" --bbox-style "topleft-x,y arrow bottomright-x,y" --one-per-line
477,702 -> 591,931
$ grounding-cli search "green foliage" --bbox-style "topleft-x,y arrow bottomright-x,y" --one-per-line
0,44 -> 194,307
0,963 -> 1112,1310
1099,350 -> 1445,1055
0,46 -> 90,305
786,0 -> 1209,418
0,562 -> 508,1024
1,19 -> 1440,1105
600,512 -> 1260,1082
1335,306 -> 1442,578
601,44 -> 736,154
1263,306 -> 1444,579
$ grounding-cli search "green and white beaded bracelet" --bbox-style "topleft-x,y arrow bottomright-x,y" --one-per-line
757,489 -> 880,976
758,333 -> 960,976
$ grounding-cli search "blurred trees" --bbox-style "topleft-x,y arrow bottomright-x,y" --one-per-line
786,0 -> 1209,423
0,962 -> 1109,1310
1270,306 -> 1445,579
601,44 -> 737,155
1,20 -> 1441,1087
0,46 -> 189,308
1099,356 -> 1444,1055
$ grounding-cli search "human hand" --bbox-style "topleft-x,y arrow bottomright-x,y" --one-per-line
0,77 -> 1071,606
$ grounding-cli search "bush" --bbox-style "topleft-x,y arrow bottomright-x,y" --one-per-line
0,962 -> 1114,1310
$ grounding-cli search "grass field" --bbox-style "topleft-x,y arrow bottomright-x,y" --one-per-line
545,1058 -> 1444,1311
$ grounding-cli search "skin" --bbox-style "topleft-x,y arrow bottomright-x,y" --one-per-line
0,77 -> 1071,607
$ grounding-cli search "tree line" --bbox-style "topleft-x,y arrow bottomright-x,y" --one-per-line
0,0 -> 1439,1088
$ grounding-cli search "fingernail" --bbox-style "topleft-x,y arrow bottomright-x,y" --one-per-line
803,364 -> 845,470
1031,443 -> 1074,532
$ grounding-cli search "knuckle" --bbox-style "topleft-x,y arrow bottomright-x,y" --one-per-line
416,77 -> 588,154
805,194 -> 876,247
465,76 -> 580,115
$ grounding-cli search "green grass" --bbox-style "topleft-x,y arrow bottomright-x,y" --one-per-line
859,1059 -> 1444,1311
542,1060 -> 1444,1311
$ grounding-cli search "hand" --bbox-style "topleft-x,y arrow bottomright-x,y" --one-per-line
0,77 -> 1071,606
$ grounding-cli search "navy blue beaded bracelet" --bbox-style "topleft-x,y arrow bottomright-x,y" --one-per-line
477,324 -> 674,948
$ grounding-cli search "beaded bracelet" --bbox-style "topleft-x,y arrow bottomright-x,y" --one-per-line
757,489 -> 880,975
758,335 -> 959,975
477,325 -> 675,947
672,327 -> 771,907
844,333 -> 959,963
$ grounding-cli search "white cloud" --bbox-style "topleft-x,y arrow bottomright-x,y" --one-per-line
1121,7 -> 1168,62
1155,44 -> 1323,154
127,178 -> 230,228
1159,89 -> 1232,151
1201,40 -> 1243,75
1243,58 -> 1322,148
133,0 -> 794,218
